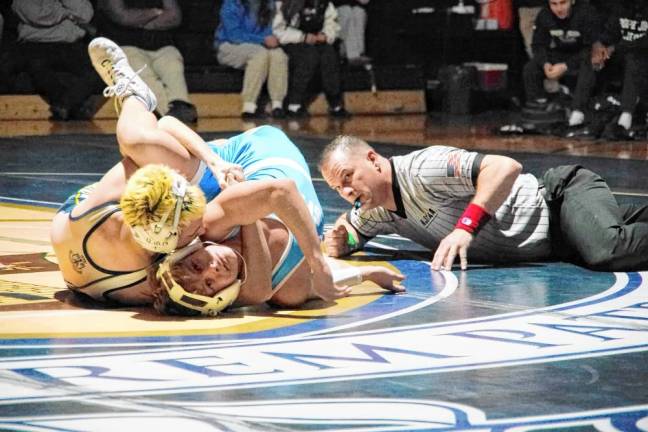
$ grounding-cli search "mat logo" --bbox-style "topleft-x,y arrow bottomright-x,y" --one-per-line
1,399 -> 646,431
3,273 -> 647,399
0,253 -> 58,275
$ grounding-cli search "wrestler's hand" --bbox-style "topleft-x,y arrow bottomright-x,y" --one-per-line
311,259 -> 352,301
209,160 -> 245,189
431,228 -> 473,271
324,224 -> 353,257
361,266 -> 406,293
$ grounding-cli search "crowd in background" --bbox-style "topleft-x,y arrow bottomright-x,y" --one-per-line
516,0 -> 648,140
0,0 -> 645,141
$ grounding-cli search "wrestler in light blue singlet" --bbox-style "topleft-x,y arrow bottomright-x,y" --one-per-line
197,126 -> 323,290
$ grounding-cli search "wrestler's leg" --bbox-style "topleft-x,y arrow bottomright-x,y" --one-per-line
88,37 -> 200,180
117,97 -> 200,180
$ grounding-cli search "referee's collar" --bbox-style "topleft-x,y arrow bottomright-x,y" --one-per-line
389,158 -> 407,218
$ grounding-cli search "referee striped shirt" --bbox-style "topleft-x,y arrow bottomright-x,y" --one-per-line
348,146 -> 552,262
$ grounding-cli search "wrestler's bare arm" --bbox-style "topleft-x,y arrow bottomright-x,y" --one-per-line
202,178 -> 344,301
233,221 -> 274,306
156,115 -> 244,187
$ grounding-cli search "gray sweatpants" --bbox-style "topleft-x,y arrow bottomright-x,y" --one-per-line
337,5 -> 367,60
123,45 -> 191,115
217,42 -> 288,111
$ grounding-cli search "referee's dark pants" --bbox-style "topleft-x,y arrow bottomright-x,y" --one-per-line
542,165 -> 648,271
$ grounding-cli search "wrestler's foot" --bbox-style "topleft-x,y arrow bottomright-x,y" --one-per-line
88,37 -> 157,112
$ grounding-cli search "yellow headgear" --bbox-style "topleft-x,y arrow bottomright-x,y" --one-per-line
156,240 -> 242,317
129,172 -> 187,253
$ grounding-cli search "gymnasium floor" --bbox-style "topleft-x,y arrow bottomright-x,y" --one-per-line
1,113 -> 648,431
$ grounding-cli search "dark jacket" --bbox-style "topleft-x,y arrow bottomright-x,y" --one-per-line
97,0 -> 179,50
599,1 -> 648,52
531,2 -> 601,69
515,0 -> 545,8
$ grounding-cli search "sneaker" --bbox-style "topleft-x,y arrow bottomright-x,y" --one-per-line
167,100 -> 198,124
328,106 -> 351,118
271,107 -> 286,119
602,122 -> 634,141
88,37 -> 157,113
563,123 -> 597,139
287,106 -> 310,118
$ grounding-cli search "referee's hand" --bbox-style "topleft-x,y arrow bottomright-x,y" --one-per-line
324,224 -> 351,257
431,229 -> 473,271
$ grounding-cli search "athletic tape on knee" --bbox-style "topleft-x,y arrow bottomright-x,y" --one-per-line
333,267 -> 363,286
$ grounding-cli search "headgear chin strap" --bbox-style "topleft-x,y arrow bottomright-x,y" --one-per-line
131,173 -> 187,253
156,240 -> 244,317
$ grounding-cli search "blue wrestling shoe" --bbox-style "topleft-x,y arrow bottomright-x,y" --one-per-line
88,37 -> 157,113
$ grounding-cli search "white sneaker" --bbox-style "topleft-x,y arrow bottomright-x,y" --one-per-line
88,37 -> 157,113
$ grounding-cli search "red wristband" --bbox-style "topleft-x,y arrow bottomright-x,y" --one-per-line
456,203 -> 491,234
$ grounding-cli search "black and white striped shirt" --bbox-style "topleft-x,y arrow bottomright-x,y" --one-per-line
348,146 -> 552,262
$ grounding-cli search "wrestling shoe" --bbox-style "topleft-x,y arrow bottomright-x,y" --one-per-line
88,37 -> 157,113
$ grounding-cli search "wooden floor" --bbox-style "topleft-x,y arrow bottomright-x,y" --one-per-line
1,111 -> 648,161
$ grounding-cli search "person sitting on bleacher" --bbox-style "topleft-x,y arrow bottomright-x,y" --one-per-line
215,0 -> 288,119
11,0 -> 101,120
273,0 -> 350,118
95,0 -> 198,124
522,0 -> 600,134
333,0 -> 371,66
592,0 -> 648,141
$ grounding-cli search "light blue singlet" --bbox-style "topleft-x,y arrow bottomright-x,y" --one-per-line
197,126 -> 324,290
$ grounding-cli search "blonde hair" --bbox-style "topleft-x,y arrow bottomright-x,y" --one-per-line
120,164 -> 206,229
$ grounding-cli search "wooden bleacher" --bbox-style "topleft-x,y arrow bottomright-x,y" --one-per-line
0,0 -> 426,121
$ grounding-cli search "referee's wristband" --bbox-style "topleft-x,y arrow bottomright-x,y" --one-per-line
456,203 -> 490,234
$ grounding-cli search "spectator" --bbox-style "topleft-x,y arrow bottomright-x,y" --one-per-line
96,0 -> 198,124
522,0 -> 599,132
11,0 -> 101,120
592,0 -> 648,140
273,0 -> 350,118
515,0 -> 545,59
333,0 -> 370,66
215,0 -> 288,119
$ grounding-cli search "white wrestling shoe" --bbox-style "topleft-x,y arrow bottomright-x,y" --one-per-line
88,37 -> 157,113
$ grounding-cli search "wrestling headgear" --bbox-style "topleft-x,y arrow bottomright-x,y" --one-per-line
156,240 -> 242,317
131,173 -> 187,253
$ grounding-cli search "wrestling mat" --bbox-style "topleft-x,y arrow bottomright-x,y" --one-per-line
1,133 -> 647,431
